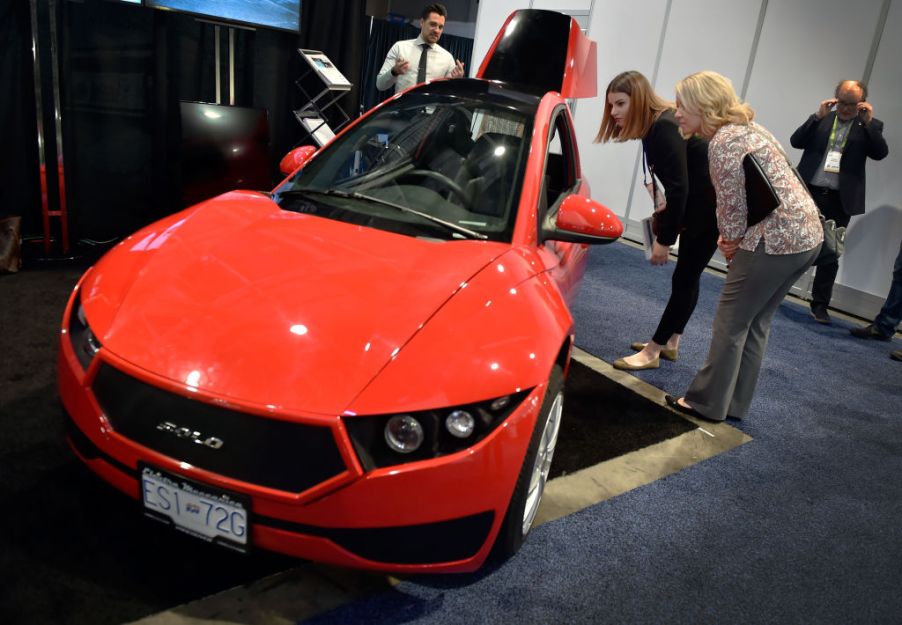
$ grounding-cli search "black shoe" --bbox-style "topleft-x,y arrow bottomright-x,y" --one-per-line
849,324 -> 891,341
891,350 -> 902,362
664,395 -> 721,422
810,304 -> 831,325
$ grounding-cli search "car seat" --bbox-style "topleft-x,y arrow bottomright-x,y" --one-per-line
459,132 -> 522,217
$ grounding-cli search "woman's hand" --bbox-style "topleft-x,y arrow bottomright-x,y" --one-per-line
650,241 -> 670,265
718,236 -> 742,262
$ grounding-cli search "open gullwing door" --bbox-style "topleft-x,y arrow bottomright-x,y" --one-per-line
476,9 -> 597,99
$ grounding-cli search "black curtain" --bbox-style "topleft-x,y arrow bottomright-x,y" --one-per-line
60,0 -> 304,241
360,18 -> 474,113
3,0 -> 368,244
0,0 -> 40,233
298,0 -> 367,122
61,1 -> 158,242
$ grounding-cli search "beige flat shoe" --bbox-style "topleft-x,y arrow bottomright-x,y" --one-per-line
629,342 -> 678,362
613,355 -> 660,370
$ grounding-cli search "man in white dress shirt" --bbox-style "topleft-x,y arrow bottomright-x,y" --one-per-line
376,3 -> 465,94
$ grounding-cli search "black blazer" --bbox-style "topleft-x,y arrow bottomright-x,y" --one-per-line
643,109 -> 717,246
790,112 -> 888,216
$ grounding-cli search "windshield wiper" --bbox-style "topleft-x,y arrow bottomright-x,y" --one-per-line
278,188 -> 487,240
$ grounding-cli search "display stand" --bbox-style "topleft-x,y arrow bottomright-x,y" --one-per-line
293,49 -> 352,147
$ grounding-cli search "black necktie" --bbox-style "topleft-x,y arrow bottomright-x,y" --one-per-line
417,43 -> 429,83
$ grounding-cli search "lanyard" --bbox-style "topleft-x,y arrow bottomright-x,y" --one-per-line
641,146 -> 658,207
828,116 -> 851,152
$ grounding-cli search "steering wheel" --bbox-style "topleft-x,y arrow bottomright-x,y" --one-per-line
405,169 -> 472,210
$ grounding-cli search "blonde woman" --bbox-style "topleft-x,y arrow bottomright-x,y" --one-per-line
596,71 -> 718,371
665,71 -> 822,422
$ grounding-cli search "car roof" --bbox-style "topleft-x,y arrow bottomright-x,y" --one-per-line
401,78 -> 543,116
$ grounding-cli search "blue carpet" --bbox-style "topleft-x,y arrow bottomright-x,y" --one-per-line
302,241 -> 902,624
570,241 -> 901,442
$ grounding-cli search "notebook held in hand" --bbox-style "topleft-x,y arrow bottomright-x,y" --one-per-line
743,152 -> 780,227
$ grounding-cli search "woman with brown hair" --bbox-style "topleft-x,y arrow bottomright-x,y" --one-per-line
665,71 -> 822,421
596,70 -> 718,370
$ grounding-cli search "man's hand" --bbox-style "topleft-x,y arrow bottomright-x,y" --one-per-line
450,60 -> 465,79
718,235 -> 742,262
816,98 -> 837,120
650,241 -> 670,266
857,101 -> 874,124
391,58 -> 410,76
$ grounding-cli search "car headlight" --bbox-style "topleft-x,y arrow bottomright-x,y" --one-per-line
344,390 -> 531,470
68,292 -> 102,371
384,415 -> 425,453
445,410 -> 475,439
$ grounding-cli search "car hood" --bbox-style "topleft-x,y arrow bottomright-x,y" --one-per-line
85,192 -> 514,415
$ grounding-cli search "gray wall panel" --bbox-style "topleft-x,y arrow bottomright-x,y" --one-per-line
844,0 -> 901,300
576,0 -> 670,220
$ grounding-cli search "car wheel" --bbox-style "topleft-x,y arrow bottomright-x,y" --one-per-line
491,363 -> 564,561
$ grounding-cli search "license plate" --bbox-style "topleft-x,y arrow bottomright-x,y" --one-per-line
140,464 -> 250,554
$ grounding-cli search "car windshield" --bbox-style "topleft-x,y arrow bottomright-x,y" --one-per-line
274,92 -> 532,242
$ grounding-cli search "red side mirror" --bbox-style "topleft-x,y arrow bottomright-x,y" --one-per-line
279,146 -> 317,176
555,195 -> 623,241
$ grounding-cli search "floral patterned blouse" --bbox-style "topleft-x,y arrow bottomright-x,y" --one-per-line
709,122 -> 823,255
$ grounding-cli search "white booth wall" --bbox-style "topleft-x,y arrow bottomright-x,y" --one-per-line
472,0 -> 902,320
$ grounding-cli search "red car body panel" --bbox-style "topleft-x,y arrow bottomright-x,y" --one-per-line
80,192 -> 514,415
58,10 -> 622,573
59,325 -> 546,573
349,264 -> 572,415
561,21 -> 598,99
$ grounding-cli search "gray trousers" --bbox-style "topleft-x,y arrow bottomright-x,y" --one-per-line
685,242 -> 820,420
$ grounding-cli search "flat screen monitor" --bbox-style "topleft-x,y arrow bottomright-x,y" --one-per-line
178,101 -> 272,207
146,0 -> 300,32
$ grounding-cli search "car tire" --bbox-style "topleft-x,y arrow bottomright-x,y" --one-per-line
491,363 -> 564,562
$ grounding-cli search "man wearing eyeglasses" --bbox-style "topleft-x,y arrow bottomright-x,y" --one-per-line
791,80 -> 888,325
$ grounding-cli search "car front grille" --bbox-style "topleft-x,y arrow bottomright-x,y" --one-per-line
91,364 -> 347,494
